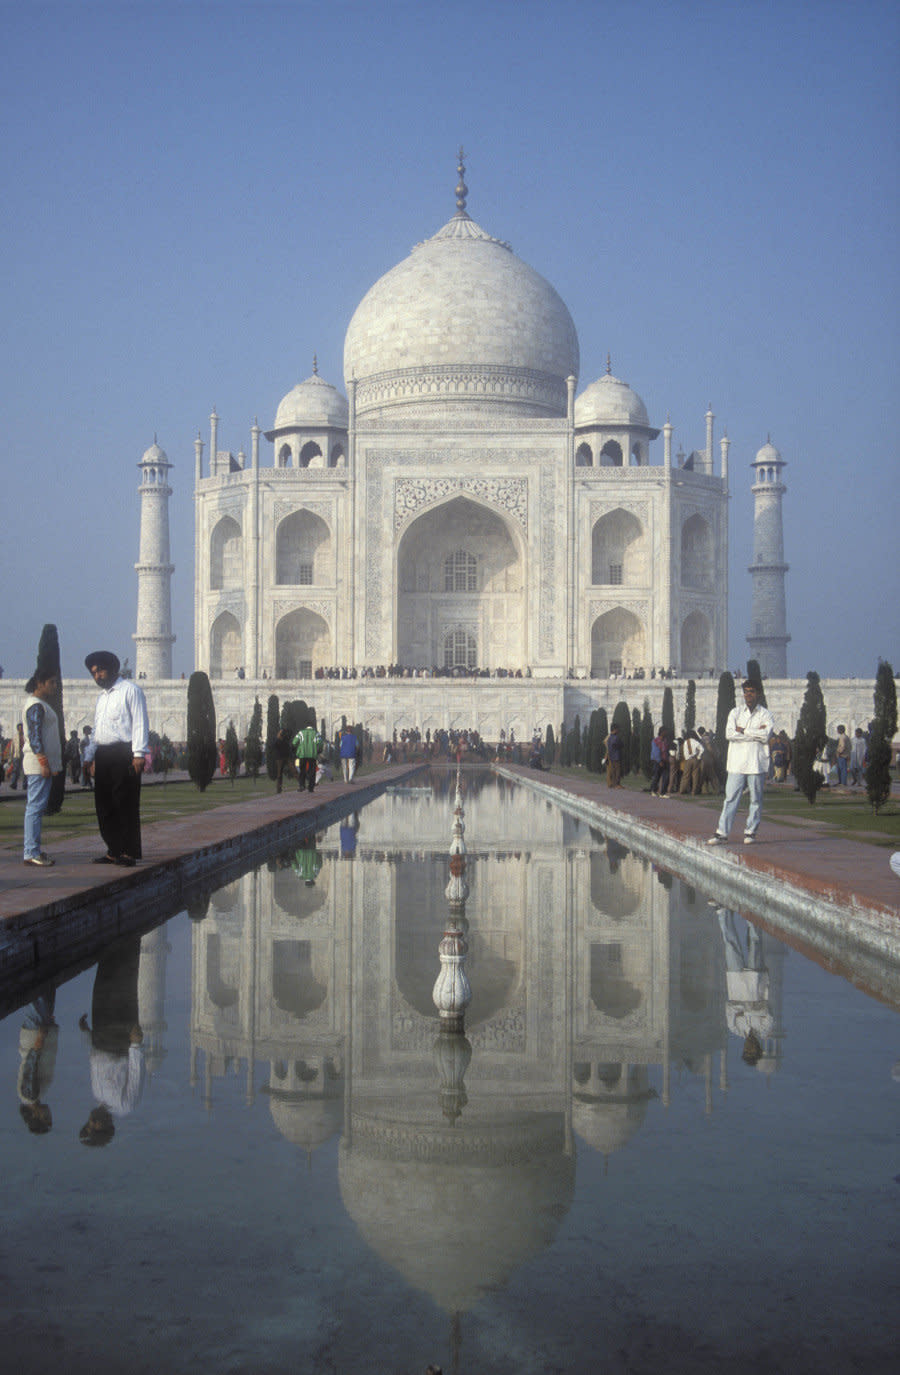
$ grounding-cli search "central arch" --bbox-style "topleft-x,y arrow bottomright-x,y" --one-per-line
590,608 -> 644,677
396,495 -> 525,670
275,608 -> 331,679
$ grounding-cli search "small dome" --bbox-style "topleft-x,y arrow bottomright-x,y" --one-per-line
755,438 -> 781,464
575,372 -> 650,428
274,372 -> 349,431
140,439 -> 168,465
344,212 -> 579,419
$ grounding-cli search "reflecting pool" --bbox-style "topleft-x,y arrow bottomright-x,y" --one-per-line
2,769 -> 897,1374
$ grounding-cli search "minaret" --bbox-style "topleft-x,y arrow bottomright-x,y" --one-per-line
134,438 -> 175,679
747,438 -> 789,677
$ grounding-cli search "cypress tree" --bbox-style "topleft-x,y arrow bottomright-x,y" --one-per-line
281,699 -> 307,740
35,624 -> 67,815
661,686 -> 675,737
223,722 -> 240,783
684,679 -> 697,735
587,710 -> 605,773
612,701 -> 632,773
794,670 -> 827,805
543,723 -> 555,767
715,672 -> 736,769
632,706 -> 641,768
866,660 -> 897,814
265,694 -> 280,780
187,671 -> 217,792
244,699 -> 263,779
640,700 -> 654,779
746,659 -> 767,707
597,707 -> 608,751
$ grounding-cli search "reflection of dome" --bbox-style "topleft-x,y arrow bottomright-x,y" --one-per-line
268,1092 -> 343,1151
274,372 -> 349,430
339,1114 -> 574,1311
344,211 -> 579,419
575,372 -> 650,428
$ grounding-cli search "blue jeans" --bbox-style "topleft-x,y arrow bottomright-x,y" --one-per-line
836,756 -> 848,785
715,771 -> 765,838
24,774 -> 52,858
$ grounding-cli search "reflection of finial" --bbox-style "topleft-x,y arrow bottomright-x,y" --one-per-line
455,146 -> 468,217
606,353 -> 612,375
312,353 -> 318,375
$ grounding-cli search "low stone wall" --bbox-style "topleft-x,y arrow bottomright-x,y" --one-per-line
0,675 -> 891,747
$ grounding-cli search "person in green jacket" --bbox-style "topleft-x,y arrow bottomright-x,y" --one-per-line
292,723 -> 322,793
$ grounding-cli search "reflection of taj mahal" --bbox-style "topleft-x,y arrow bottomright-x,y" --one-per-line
171,155 -> 789,689
182,774 -> 785,1313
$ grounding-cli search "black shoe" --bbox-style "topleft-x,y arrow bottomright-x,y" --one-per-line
92,854 -> 117,864
113,855 -> 136,868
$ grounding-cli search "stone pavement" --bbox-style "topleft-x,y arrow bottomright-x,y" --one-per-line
508,766 -> 899,919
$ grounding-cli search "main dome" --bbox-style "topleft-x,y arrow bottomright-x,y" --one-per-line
344,210 -> 580,420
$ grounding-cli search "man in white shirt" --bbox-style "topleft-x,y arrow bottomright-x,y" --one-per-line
707,680 -> 775,846
83,651 -> 150,866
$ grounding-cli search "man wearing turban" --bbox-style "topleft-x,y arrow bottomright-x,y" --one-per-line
82,652 -> 149,867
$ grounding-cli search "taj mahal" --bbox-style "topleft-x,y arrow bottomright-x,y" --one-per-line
17,157 -> 850,744
175,155 -> 786,689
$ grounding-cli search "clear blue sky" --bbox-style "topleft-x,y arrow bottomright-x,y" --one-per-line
2,0 -> 897,681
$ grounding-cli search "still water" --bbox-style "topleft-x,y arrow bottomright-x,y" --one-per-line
1,770 -> 897,1374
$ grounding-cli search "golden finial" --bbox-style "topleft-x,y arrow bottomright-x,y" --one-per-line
606,353 -> 612,375
312,353 -> 318,376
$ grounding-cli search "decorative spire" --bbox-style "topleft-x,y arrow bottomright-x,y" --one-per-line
454,146 -> 469,218
606,353 -> 612,375
312,353 -> 318,376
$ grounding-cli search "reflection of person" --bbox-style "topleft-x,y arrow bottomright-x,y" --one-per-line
79,936 -> 145,1145
83,651 -> 149,866
17,993 -> 58,1134
292,834 -> 322,885
707,681 -> 774,845
716,908 -> 774,1067
22,669 -> 63,866
339,813 -> 359,859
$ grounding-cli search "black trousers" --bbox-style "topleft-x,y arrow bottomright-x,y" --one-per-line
94,742 -> 142,858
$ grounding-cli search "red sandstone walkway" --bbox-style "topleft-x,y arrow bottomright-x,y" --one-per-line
508,766 -> 900,919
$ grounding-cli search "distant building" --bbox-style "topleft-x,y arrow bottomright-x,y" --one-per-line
191,156 -> 741,683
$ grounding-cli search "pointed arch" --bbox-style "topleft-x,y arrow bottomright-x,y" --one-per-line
210,611 -> 242,679
590,607 -> 645,677
210,516 -> 242,590
681,514 -> 714,590
591,508 -> 647,586
275,608 -> 331,679
276,510 -> 332,585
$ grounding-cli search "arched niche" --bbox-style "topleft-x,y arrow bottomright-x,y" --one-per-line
210,516 -> 242,590
277,443 -> 292,468
272,863 -> 328,918
276,510 -> 332,586
205,933 -> 239,1009
589,846 -> 646,918
396,495 -> 524,669
589,942 -> 643,1019
299,441 -> 324,469
210,611 -> 242,679
271,940 -> 327,1018
681,513 -> 714,590
591,508 -> 647,586
330,444 -> 346,468
600,439 -> 623,466
590,607 -> 645,677
680,610 -> 713,673
275,608 -> 331,679
576,442 -> 593,467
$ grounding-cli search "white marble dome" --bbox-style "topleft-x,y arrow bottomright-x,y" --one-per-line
274,371 -> 349,430
140,439 -> 168,464
755,438 -> 781,464
344,212 -> 580,419
574,371 -> 651,428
